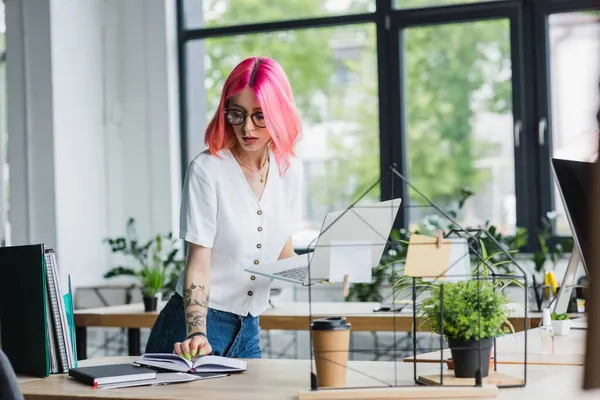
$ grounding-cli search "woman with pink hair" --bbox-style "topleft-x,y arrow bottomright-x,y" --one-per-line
145,56 -> 304,360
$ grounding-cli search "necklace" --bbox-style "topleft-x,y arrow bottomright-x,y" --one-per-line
234,150 -> 269,183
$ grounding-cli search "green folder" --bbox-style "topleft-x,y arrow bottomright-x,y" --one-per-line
63,275 -> 78,368
0,244 -> 50,377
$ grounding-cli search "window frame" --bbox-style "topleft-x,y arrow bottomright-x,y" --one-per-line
532,0 -> 600,251
176,0 -> 600,254
387,1 -> 526,238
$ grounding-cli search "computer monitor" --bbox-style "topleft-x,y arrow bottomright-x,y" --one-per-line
551,157 -> 595,313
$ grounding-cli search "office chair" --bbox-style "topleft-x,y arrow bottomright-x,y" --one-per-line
0,349 -> 25,400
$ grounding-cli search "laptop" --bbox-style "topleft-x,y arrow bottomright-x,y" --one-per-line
245,198 -> 402,285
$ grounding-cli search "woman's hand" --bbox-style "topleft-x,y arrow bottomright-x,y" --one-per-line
174,334 -> 213,360
178,243 -> 213,361
278,237 -> 296,260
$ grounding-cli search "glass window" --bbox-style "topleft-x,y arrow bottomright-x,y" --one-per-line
403,19 -> 515,235
183,0 -> 375,30
549,11 -> 600,236
185,24 -> 380,249
395,0 -> 498,9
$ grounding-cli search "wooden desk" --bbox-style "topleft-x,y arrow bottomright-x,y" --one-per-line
17,376 -> 43,385
404,326 -> 587,366
17,356 -> 600,399
74,301 -> 547,359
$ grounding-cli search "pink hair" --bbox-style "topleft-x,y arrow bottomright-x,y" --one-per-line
204,56 -> 302,175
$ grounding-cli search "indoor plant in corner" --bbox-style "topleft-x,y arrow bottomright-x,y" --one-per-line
104,218 -> 185,312
418,279 -> 511,378
137,260 -> 168,312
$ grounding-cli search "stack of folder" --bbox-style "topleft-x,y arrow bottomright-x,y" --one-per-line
0,244 -> 78,377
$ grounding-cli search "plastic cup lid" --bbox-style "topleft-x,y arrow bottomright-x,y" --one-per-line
311,316 -> 351,331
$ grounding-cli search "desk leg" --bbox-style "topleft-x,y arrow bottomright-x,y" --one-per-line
76,326 -> 87,360
128,328 -> 141,356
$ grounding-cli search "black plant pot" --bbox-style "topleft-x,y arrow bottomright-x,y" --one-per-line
143,295 -> 158,312
447,337 -> 493,378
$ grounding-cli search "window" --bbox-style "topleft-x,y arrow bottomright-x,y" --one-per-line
548,11 -> 600,236
403,19 -> 514,234
183,0 -> 375,29
178,0 -> 600,253
394,0 -> 499,9
183,13 -> 379,250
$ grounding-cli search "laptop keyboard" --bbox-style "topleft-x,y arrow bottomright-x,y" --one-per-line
273,266 -> 308,282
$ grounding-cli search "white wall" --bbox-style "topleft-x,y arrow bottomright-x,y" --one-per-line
50,0 -> 109,289
7,0 -> 181,290
6,0 -> 58,250
115,0 -> 181,241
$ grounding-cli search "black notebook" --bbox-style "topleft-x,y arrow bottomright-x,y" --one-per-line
68,364 -> 157,388
0,244 -> 50,377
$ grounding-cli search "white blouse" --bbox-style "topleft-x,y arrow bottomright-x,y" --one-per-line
175,148 -> 303,317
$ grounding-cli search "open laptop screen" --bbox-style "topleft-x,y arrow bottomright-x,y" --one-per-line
551,158 -> 594,275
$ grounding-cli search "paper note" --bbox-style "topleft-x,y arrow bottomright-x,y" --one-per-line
329,241 -> 373,283
404,234 -> 452,279
404,234 -> 471,280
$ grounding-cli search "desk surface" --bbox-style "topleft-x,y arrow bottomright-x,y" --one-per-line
404,325 -> 587,366
74,301 -> 551,332
18,356 -> 600,400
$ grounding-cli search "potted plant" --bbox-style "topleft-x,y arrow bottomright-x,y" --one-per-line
104,218 -> 185,311
393,233 -> 521,379
418,279 -> 511,378
138,263 -> 167,311
551,312 -> 571,336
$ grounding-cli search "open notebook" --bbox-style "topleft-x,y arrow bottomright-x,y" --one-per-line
135,353 -> 247,373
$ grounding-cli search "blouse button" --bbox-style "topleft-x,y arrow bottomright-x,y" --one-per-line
258,227 -> 263,232
248,291 -> 253,296
250,275 -> 256,281
254,260 -> 259,265
257,210 -> 262,215
257,244 -> 262,249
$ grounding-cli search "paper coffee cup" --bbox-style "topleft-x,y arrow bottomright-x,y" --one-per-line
311,316 -> 351,388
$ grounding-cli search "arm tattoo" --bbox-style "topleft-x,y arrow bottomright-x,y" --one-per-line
183,283 -> 210,334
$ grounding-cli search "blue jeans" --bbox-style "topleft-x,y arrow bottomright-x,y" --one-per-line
145,293 -> 262,358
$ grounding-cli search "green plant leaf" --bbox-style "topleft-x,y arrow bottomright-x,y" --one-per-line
163,249 -> 179,269
551,312 -> 569,321
418,280 -> 510,341
104,218 -> 186,298
104,266 -> 138,279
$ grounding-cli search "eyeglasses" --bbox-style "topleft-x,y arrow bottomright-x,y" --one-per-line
224,109 -> 266,128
